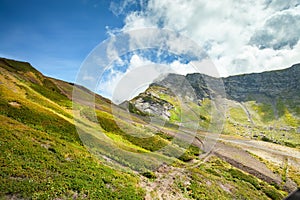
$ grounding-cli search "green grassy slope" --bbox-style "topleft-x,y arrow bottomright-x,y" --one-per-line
0,115 -> 144,199
0,58 -> 144,199
0,58 -> 292,199
131,80 -> 300,149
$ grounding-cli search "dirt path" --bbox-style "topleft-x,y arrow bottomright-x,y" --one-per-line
213,141 -> 282,185
156,127 -> 300,192
141,164 -> 190,200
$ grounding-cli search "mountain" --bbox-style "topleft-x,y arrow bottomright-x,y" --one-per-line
182,64 -> 300,102
0,58 -> 144,199
223,64 -> 300,102
1,57 -> 300,199
129,64 -> 300,148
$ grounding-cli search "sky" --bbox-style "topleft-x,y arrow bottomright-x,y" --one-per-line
1,0 -> 300,101
0,0 -> 124,82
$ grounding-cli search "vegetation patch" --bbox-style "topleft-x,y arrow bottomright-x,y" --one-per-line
186,156 -> 286,200
0,115 -> 145,199
97,115 -> 169,152
142,171 -> 157,179
30,79 -> 71,108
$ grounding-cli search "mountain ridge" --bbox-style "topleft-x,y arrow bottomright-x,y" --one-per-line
1,57 -> 300,199
129,62 -> 300,145
150,63 -> 300,102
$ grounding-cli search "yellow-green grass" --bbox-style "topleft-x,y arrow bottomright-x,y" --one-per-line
0,115 -> 145,199
1,58 -> 298,199
185,156 -> 287,200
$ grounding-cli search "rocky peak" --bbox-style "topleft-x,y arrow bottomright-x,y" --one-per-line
222,64 -> 300,102
128,63 -> 300,122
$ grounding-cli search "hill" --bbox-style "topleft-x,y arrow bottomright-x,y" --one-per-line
0,58 -> 144,199
1,57 -> 300,199
130,64 -> 300,148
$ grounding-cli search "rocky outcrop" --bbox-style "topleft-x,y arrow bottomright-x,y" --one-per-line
130,92 -> 174,120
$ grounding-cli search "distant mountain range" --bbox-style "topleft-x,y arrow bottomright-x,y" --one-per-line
148,63 -> 300,103
130,63 -> 300,145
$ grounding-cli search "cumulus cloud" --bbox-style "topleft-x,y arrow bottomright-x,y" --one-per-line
250,7 -> 300,50
97,52 -> 201,102
97,54 -> 155,101
110,0 -> 300,76
96,0 -> 300,100
264,0 -> 300,11
109,0 -> 140,16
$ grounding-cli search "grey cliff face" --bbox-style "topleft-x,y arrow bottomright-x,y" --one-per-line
182,64 -> 300,102
129,64 -> 300,120
222,64 -> 300,102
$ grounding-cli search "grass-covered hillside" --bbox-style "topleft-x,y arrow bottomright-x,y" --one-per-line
130,65 -> 300,149
0,58 -> 299,199
0,58 -> 144,199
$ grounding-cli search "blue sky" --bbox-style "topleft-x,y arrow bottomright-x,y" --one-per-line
0,0 -> 124,82
1,0 -> 300,100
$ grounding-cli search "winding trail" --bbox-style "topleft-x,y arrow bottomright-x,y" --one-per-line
156,127 -> 300,192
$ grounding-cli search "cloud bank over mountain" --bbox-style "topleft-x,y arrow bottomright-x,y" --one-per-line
110,0 -> 300,76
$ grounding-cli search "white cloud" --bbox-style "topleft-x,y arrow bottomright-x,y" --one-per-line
116,0 -> 300,76
250,6 -> 300,50
97,54 -> 155,101
99,0 -> 300,100
97,52 -> 204,103
128,54 -> 153,70
97,68 -> 124,99
168,60 -> 196,75
109,0 -> 138,16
